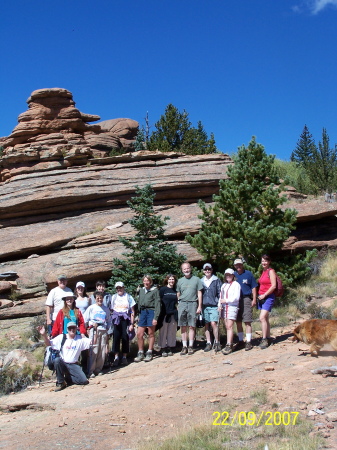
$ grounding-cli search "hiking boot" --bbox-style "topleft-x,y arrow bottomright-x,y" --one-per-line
161,348 -> 168,357
245,341 -> 253,351
121,357 -> 128,366
180,346 -> 188,355
144,351 -> 153,362
188,347 -> 194,355
236,341 -> 245,350
55,381 -> 66,392
167,348 -> 173,356
204,343 -> 212,352
134,351 -> 145,362
113,358 -> 119,367
222,344 -> 233,355
259,338 -> 269,349
213,342 -> 222,353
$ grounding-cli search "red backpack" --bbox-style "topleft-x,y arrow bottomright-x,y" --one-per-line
268,269 -> 284,298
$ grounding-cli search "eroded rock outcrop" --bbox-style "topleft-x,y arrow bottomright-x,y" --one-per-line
0,88 -> 139,181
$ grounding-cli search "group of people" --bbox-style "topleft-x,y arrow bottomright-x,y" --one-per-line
39,254 -> 277,392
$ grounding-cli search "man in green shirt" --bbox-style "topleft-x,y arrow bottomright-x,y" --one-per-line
177,262 -> 203,355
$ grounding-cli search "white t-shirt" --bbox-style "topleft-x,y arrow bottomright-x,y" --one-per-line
83,303 -> 111,330
50,334 -> 90,364
110,293 -> 135,313
45,286 -> 73,321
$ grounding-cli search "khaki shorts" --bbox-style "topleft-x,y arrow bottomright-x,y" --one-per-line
237,295 -> 253,323
178,301 -> 198,327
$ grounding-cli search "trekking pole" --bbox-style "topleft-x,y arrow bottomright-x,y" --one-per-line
87,325 -> 96,377
39,348 -> 47,385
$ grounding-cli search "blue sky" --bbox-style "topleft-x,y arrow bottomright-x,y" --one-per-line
1,0 -> 337,160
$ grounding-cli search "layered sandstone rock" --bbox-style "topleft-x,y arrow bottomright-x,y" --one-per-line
0,88 -> 139,181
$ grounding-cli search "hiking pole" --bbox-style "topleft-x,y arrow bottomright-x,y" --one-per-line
39,348 -> 47,385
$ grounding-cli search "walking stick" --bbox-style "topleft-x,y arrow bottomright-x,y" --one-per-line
39,348 -> 47,385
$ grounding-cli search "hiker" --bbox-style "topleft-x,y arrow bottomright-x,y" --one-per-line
45,274 -> 73,335
75,281 -> 91,315
257,254 -> 277,349
51,291 -> 87,338
177,262 -> 203,355
90,280 -> 112,309
110,281 -> 136,367
201,263 -> 222,353
38,322 -> 90,392
158,274 -> 178,356
134,275 -> 161,363
234,258 -> 258,351
218,268 -> 241,355
84,290 -> 111,377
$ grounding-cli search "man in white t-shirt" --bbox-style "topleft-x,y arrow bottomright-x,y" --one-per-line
38,322 -> 90,391
45,274 -> 72,335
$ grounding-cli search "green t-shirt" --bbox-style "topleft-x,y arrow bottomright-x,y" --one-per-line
177,276 -> 203,302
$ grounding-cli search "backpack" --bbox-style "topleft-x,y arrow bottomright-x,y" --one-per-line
45,334 -> 67,371
268,269 -> 284,298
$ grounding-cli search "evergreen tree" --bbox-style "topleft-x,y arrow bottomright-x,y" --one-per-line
108,184 -> 186,295
313,128 -> 337,193
290,125 -> 316,168
134,128 -> 146,152
148,104 -> 217,154
186,137 -> 313,285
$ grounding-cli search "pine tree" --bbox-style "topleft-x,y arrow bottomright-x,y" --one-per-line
148,104 -> 217,154
291,125 -> 316,168
186,137 -> 307,281
134,128 -> 146,152
313,128 -> 337,193
108,185 -> 186,295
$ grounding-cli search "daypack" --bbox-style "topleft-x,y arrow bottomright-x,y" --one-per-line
45,334 -> 67,371
268,269 -> 284,298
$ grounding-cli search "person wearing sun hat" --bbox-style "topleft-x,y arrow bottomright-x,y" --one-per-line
218,268 -> 241,355
45,274 -> 73,335
51,291 -> 87,338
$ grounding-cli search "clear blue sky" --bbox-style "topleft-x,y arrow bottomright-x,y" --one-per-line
1,0 -> 337,160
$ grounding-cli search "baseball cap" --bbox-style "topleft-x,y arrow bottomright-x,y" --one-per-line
234,258 -> 244,265
203,263 -> 213,270
76,281 -> 85,288
67,321 -> 77,329
58,274 -> 68,280
224,268 -> 235,275
62,291 -> 76,300
115,281 -> 125,288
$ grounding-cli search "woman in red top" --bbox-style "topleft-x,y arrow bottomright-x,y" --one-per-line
257,255 -> 276,349
51,292 -> 87,338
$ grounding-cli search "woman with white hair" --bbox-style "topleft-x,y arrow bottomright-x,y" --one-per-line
218,269 -> 241,355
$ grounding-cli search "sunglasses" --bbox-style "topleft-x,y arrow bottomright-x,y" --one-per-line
68,327 -> 77,331
204,269 -> 212,271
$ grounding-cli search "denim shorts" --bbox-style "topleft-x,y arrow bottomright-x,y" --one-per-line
138,309 -> 155,327
203,306 -> 219,323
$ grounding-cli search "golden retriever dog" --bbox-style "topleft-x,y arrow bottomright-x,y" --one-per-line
293,318 -> 337,357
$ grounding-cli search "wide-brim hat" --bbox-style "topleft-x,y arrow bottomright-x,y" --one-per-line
62,291 -> 76,300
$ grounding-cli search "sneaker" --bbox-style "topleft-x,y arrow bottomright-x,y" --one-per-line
89,373 -> 96,379
188,347 -> 194,355
167,348 -> 173,356
180,346 -> 188,356
259,338 -> 269,349
213,342 -> 221,353
134,351 -> 145,362
113,358 -> 119,367
161,348 -> 168,357
222,344 -> 233,355
144,351 -> 153,362
204,343 -> 212,352
236,341 -> 245,350
121,357 -> 128,366
97,372 -> 104,376
55,381 -> 66,392
245,341 -> 253,351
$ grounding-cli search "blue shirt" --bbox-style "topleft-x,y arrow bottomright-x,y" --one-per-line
234,270 -> 258,296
